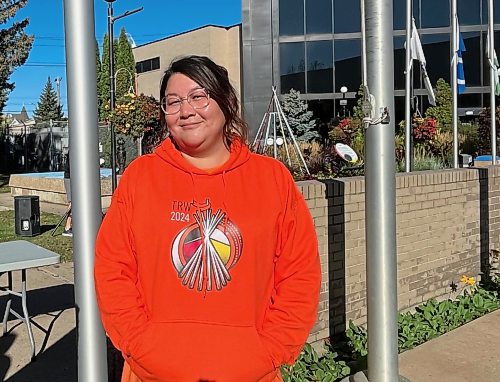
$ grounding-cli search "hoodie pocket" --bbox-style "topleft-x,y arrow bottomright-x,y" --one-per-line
128,321 -> 275,382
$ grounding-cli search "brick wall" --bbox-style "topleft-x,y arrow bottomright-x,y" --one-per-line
296,182 -> 329,344
298,165 -> 500,342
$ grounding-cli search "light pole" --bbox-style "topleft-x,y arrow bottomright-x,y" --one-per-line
105,0 -> 143,191
340,86 -> 348,118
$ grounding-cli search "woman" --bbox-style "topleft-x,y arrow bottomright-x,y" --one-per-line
95,55 -> 320,382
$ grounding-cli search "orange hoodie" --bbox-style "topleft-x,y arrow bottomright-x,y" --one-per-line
95,138 -> 321,382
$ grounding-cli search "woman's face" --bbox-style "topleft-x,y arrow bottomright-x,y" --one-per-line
164,73 -> 227,157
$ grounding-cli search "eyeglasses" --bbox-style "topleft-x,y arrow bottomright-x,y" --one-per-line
161,89 -> 210,115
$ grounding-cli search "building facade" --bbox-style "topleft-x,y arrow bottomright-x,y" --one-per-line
132,24 -> 242,101
242,0 -> 500,136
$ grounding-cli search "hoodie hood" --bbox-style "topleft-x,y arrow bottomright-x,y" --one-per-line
154,137 -> 251,175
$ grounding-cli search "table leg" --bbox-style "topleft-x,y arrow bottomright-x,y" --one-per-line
2,272 -> 13,336
21,270 -> 36,361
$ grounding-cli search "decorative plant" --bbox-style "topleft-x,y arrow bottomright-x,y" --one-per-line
280,274 -> 500,381
109,93 -> 160,139
281,343 -> 350,382
477,106 -> 500,155
429,129 -> 454,165
425,78 -> 453,129
281,89 -> 319,142
413,117 -> 437,142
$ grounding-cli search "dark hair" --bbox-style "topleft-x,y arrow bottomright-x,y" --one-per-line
159,55 -> 248,147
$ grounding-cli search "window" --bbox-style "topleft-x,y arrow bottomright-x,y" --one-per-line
462,32 -> 481,87
280,42 -> 306,93
306,0 -> 332,34
458,93 -> 481,108
420,0 -> 449,28
394,34 -> 435,92
394,0 -> 420,30
334,39 -> 361,93
481,0 -> 500,24
484,32 -> 500,86
334,0 -> 360,33
136,57 -> 160,74
279,0 -> 304,36
307,40 -> 333,93
422,33 -> 450,85
308,99 -> 335,143
458,0 -> 480,25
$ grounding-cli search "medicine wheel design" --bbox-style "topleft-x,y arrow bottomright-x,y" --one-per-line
171,201 -> 242,292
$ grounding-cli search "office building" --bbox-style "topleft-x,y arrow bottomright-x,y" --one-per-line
242,0 -> 500,136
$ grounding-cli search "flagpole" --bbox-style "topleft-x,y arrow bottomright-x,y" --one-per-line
405,0 -> 412,172
365,0 -> 400,380
361,0 -> 367,87
451,0 -> 459,168
489,0 -> 497,164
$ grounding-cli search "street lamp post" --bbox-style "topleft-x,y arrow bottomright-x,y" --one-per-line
340,86 -> 348,118
105,0 -> 143,191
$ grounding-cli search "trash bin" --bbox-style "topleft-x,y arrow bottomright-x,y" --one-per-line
14,196 -> 41,237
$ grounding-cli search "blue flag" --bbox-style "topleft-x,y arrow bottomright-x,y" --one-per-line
456,24 -> 466,94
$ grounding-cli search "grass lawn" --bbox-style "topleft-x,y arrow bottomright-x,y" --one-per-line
0,210 -> 73,262
0,174 -> 10,193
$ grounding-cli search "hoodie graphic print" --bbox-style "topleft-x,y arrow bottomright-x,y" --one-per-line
95,138 -> 321,382
171,199 -> 242,292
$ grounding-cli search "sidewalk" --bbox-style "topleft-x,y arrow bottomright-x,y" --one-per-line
398,309 -> 500,381
1,191 -> 500,381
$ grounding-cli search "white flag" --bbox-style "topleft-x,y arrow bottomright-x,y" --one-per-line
410,18 -> 436,106
487,32 -> 500,96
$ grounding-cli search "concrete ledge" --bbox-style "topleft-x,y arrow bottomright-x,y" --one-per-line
9,174 -> 113,208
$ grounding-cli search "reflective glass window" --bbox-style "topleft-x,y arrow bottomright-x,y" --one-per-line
482,32 -> 499,87
280,0 -> 304,36
394,36 -> 422,91
394,0 -> 420,30
458,0 -> 480,25
483,93 -> 491,107
421,0 -> 449,28
280,42 -> 306,93
482,0 -> 500,24
457,93 -> 481,108
334,39 -> 361,93
334,0 -> 360,33
394,36 -> 406,90
394,96 -> 405,132
422,33 -> 450,85
307,41 -> 333,93
308,99 -> 335,144
461,32 -> 481,87
306,0 -> 332,34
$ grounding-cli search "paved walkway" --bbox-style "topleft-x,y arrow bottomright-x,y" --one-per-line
0,186 -> 500,381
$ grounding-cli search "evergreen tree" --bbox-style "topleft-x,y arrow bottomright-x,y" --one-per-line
281,89 -> 319,142
98,33 -> 122,120
95,37 -> 101,86
0,0 -> 34,114
33,76 -> 64,122
425,78 -> 452,129
98,33 -> 110,121
115,27 -> 136,99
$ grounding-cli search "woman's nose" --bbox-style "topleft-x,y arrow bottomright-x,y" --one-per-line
179,100 -> 196,118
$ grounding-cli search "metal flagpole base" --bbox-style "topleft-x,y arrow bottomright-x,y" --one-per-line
340,371 -> 411,382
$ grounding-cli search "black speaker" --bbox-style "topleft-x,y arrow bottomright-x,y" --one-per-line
14,196 -> 41,237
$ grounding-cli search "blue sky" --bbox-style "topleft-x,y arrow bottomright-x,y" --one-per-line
5,0 -> 242,116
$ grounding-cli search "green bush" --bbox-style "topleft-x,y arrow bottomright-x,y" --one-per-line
283,276 -> 500,381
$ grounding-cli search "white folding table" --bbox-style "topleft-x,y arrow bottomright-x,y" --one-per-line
0,240 -> 60,361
